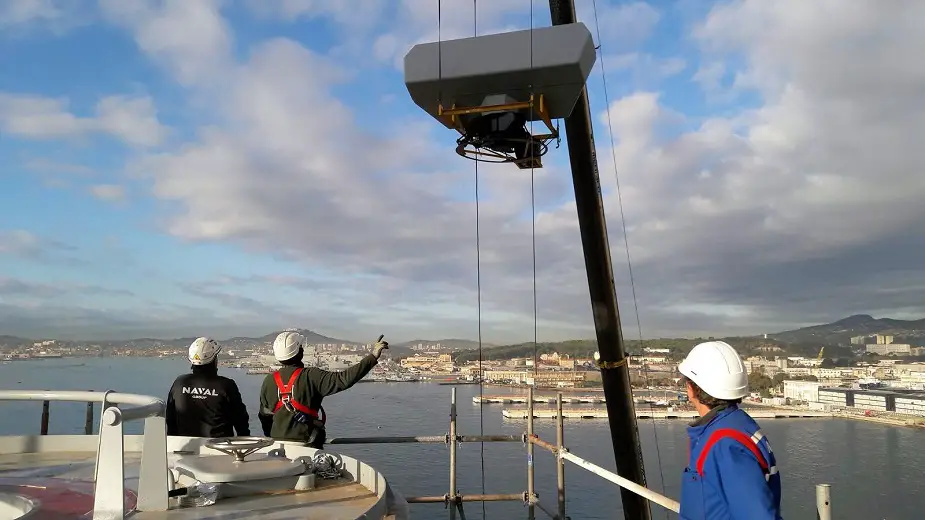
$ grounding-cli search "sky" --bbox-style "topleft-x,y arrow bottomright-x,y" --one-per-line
1,0 -> 923,344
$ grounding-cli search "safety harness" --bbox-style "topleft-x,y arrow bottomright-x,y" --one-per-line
272,368 -> 326,424
695,428 -> 778,482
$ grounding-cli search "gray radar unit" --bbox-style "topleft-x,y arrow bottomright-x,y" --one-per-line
404,23 -> 596,169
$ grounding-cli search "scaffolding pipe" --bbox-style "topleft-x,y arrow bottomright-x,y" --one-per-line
449,387 -> 457,520
406,494 -> 526,503
329,436 -> 446,444
84,401 -> 94,435
559,450 -> 680,514
547,0 -> 651,518
327,434 -> 521,444
535,500 -> 562,520
816,484 -> 832,520
459,435 -> 521,442
456,501 -> 468,520
556,393 -> 566,520
529,435 -> 558,454
40,400 -> 50,435
527,386 -> 536,520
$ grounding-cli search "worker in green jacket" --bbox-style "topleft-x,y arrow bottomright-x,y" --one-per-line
258,331 -> 388,448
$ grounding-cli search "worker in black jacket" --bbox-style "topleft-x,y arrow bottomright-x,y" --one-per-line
258,331 -> 388,448
166,337 -> 250,438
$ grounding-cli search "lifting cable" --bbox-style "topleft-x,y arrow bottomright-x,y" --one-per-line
528,2 -> 539,516
528,0 -> 539,395
471,4 -> 488,519
590,0 -> 668,512
437,2 -> 489,516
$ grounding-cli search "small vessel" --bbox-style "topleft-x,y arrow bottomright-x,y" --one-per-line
0,390 -> 408,519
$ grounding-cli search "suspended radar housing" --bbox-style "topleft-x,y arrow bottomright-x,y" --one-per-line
404,23 -> 597,169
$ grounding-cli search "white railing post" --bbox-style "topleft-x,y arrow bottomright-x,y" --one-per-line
93,406 -> 126,520
0,390 -> 170,517
94,390 -> 114,483
136,415 -> 169,511
816,484 -> 832,520
558,450 -> 681,513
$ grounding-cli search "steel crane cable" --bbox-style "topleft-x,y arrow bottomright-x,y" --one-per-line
528,0 -> 538,397
470,5 -> 488,519
430,0 -> 490,516
590,0 -> 668,512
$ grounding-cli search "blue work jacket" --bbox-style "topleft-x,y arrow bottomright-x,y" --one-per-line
680,404 -> 783,519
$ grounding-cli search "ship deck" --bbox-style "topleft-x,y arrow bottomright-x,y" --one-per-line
0,436 -> 397,520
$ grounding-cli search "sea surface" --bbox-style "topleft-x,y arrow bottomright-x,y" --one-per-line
1,357 -> 923,519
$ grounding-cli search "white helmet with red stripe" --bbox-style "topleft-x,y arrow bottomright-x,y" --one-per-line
678,340 -> 748,400
273,331 -> 305,362
188,337 -> 222,365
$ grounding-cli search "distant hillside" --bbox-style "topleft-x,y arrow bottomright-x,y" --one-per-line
395,338 -> 491,350
770,314 -> 925,345
453,340 -> 598,363
243,329 -> 360,346
7,314 -> 925,355
0,329 -> 358,350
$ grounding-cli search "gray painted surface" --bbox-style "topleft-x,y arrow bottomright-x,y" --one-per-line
404,23 -> 597,126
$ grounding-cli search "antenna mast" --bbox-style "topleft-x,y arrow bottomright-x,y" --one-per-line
547,1 -> 652,519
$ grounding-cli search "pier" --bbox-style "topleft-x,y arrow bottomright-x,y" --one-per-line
474,395 -> 607,405
501,408 -> 834,420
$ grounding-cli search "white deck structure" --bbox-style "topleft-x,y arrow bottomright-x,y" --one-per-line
0,390 -> 408,520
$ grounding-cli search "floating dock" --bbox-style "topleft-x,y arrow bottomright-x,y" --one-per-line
474,395 -> 606,405
501,408 -> 834,420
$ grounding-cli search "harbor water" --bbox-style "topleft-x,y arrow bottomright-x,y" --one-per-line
1,357 -> 923,519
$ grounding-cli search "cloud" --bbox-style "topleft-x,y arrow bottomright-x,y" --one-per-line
0,277 -> 134,298
113,0 -> 925,341
578,1 -> 662,48
243,0 -> 387,31
0,300 -> 219,340
7,0 -> 925,342
602,53 -> 687,86
580,0 -> 925,334
0,93 -> 168,146
692,61 -> 725,93
23,159 -> 94,176
0,0 -> 93,33
98,0 -> 234,88
370,0 -> 533,69
89,184 -> 126,202
0,230 -> 75,259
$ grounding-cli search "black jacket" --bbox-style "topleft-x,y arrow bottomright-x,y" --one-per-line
258,355 -> 378,444
166,364 -> 250,438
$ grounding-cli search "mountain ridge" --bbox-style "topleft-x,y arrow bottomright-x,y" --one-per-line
769,314 -> 925,344
3,314 -> 925,349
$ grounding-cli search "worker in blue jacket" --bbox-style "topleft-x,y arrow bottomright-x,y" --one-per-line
677,341 -> 783,519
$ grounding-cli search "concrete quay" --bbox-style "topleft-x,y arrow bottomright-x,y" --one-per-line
501,408 -> 833,420
474,395 -> 606,405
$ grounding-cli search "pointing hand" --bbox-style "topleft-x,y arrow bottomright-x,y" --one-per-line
373,335 -> 389,359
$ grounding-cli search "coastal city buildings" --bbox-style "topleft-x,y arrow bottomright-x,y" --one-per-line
5,334 -> 925,415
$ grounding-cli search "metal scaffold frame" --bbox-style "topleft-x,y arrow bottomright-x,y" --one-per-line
24,387 -> 836,519
326,387 -> 680,519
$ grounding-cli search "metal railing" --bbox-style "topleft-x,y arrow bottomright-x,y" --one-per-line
0,389 -> 170,520
10,388 -> 835,520
325,387 -> 836,520
37,391 -> 97,435
321,387 -> 685,519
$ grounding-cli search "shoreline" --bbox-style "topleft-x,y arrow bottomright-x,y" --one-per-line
8,357 -> 925,429
834,411 -> 925,428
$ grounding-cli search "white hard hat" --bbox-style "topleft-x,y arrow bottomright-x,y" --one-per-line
273,331 -> 304,362
677,341 -> 748,400
188,337 -> 221,365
